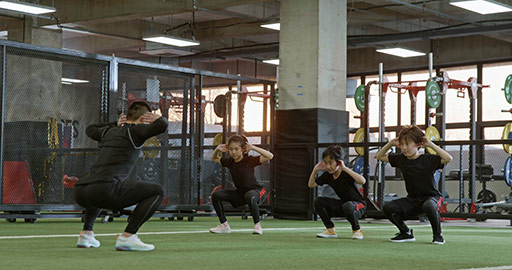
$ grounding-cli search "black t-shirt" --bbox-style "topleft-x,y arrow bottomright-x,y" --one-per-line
315,171 -> 364,203
221,155 -> 262,194
76,117 -> 168,186
388,153 -> 443,198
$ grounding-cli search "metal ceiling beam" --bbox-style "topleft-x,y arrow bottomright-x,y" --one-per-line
348,22 -> 512,47
40,0 -> 275,25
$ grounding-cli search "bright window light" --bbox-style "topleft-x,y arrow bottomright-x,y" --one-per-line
260,23 -> 280,31
61,78 -> 89,84
376,48 -> 426,58
0,0 -> 56,15
450,0 -> 512,15
143,36 -> 200,47
263,59 -> 279,65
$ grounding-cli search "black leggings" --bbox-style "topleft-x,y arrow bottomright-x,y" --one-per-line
212,189 -> 263,224
74,180 -> 164,234
314,197 -> 366,231
382,196 -> 442,236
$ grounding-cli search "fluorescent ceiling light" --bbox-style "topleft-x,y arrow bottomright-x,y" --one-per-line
376,48 -> 426,58
143,36 -> 200,47
0,0 -> 56,15
260,23 -> 280,31
61,78 -> 89,84
450,0 -> 512,15
61,81 -> 72,85
263,59 -> 279,65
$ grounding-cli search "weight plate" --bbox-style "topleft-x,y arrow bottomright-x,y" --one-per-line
425,126 -> 440,155
143,136 -> 160,159
354,85 -> 366,112
477,189 -> 497,208
505,74 -> 512,104
212,133 -> 223,146
213,95 -> 226,118
354,128 -> 365,156
505,156 -> 512,188
502,123 -> 512,154
352,156 -> 365,175
426,79 -> 442,109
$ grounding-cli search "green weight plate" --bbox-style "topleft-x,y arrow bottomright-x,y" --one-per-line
426,79 -> 441,109
504,74 -> 512,104
354,85 -> 366,112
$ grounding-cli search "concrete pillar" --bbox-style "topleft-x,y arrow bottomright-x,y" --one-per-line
274,0 -> 348,219
279,0 -> 346,111
276,0 -> 347,144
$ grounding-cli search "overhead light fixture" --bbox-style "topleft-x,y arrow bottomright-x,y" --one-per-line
260,23 -> 280,31
143,35 -> 200,47
61,78 -> 89,84
61,81 -> 72,85
376,48 -> 425,58
263,59 -> 279,65
0,0 -> 56,15
450,0 -> 512,15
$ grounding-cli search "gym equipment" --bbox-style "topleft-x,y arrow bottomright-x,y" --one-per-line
504,156 -> 512,187
2,161 -> 37,204
354,85 -> 366,112
213,95 -> 226,118
353,128 -> 365,156
426,79 -> 442,108
425,126 -> 441,155
352,156 -> 368,176
212,133 -> 223,146
477,189 -> 497,208
141,159 -> 159,183
502,123 -> 512,154
504,74 -> 512,104
143,136 -> 160,159
62,175 -> 79,188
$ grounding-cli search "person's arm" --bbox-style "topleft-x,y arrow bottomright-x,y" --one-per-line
247,144 -> 274,163
211,144 -> 228,164
130,113 -> 168,141
340,160 -> 366,185
308,161 -> 326,188
423,137 -> 453,164
85,115 -> 123,141
376,138 -> 399,163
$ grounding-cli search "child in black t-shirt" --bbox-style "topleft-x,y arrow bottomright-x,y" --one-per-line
308,146 -> 367,239
376,125 -> 452,245
209,135 -> 274,235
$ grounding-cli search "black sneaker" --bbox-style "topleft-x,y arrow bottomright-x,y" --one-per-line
432,235 -> 445,245
390,229 -> 416,242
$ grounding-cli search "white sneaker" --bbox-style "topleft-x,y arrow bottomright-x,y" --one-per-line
316,228 -> 338,238
253,223 -> 263,235
209,223 -> 231,234
352,230 -> 364,240
115,234 -> 155,251
77,232 -> 101,248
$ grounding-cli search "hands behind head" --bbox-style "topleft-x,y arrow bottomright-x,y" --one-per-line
422,136 -> 432,147
390,137 -> 400,148
314,161 -> 326,171
339,160 -> 346,171
245,143 -> 253,152
141,112 -> 161,124
217,144 -> 228,153
117,114 -> 127,126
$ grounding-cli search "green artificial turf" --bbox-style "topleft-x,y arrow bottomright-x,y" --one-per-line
0,217 -> 511,270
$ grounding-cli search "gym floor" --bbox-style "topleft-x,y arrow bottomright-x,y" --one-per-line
1,217 -> 510,270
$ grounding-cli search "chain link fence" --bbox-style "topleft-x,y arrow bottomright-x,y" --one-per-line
0,42 -> 275,221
